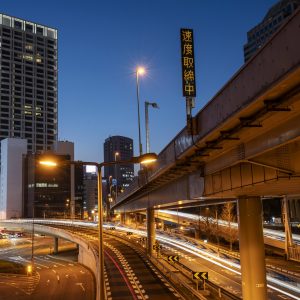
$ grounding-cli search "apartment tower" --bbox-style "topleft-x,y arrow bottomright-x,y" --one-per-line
104,136 -> 134,191
243,0 -> 300,62
0,14 -> 57,153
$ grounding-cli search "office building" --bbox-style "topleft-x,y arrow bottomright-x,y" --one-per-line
243,0 -> 300,62
103,136 -> 134,191
74,164 -> 84,219
24,153 -> 71,218
0,14 -> 57,153
83,171 -> 98,219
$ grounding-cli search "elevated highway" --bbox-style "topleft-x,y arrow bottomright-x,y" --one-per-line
114,9 -> 300,212
112,9 -> 300,300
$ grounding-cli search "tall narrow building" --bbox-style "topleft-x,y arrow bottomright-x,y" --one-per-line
243,0 -> 300,62
0,14 -> 58,153
103,136 -> 134,191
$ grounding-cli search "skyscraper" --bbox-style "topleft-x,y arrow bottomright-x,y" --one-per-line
103,136 -> 134,191
243,0 -> 300,62
0,14 -> 58,153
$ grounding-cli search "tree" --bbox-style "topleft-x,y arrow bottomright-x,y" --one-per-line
221,202 -> 237,251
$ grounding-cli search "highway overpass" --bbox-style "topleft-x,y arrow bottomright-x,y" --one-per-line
112,9 -> 300,300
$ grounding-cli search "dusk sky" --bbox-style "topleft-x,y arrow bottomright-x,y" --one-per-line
2,1 -> 278,162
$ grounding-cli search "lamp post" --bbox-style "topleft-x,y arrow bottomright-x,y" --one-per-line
145,101 -> 159,153
39,152 -> 158,300
136,67 -> 145,156
114,152 -> 119,199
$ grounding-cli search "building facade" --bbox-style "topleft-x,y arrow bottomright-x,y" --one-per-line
103,136 -> 134,191
0,138 -> 27,219
83,171 -> 98,219
24,153 -> 71,218
243,0 -> 300,62
0,14 -> 58,153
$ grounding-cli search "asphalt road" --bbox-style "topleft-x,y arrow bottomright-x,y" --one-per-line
49,224 -> 183,300
0,236 -> 95,300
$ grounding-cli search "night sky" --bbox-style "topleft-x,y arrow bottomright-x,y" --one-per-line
1,0 -> 278,162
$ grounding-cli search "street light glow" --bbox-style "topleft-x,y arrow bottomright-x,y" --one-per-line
136,153 -> 158,165
39,160 -> 57,167
140,158 -> 157,165
137,67 -> 145,75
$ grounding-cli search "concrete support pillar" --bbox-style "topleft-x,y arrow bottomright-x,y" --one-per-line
54,237 -> 58,254
147,207 -> 155,257
138,213 -> 144,224
120,212 -> 126,225
125,213 -> 130,226
160,219 -> 165,231
238,197 -> 267,300
194,229 -> 200,239
134,213 -> 139,228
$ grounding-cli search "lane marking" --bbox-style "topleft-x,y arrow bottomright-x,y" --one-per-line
76,282 -> 85,292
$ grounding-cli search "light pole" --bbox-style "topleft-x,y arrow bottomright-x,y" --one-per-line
136,67 -> 145,156
39,152 -> 158,300
145,101 -> 159,153
114,152 -> 119,199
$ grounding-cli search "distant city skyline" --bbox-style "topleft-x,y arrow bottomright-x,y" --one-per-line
0,0 -> 281,162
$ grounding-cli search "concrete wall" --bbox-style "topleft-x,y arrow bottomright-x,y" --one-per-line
0,138 -> 27,219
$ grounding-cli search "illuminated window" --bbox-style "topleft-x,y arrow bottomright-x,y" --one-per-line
48,183 -> 58,187
22,54 -> 33,61
36,183 -> 47,187
25,44 -> 33,50
36,56 -> 42,63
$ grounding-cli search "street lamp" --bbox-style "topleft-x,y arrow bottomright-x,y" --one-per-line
39,152 -> 158,300
136,66 -> 146,156
145,101 -> 159,153
114,152 -> 119,199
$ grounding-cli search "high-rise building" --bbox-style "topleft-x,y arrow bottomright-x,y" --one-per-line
83,171 -> 98,219
243,0 -> 300,62
0,14 -> 58,153
103,136 -> 134,191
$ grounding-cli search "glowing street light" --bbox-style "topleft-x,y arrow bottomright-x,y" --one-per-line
136,66 -> 146,156
39,160 -> 57,167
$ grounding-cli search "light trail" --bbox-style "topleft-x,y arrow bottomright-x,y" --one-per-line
2,219 -> 300,299
107,225 -> 300,300
158,209 -> 300,244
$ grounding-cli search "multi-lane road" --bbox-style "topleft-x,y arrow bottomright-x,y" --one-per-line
2,220 -> 300,300
0,236 -> 95,300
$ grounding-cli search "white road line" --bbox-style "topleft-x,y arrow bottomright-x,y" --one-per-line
76,282 -> 85,292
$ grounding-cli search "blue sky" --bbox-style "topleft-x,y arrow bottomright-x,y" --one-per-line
1,0 -> 278,161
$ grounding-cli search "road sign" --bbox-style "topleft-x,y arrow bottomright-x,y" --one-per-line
180,28 -> 196,97
140,237 -> 147,242
167,255 -> 179,263
192,272 -> 208,281
126,232 -> 133,236
153,245 -> 162,250
109,227 -> 115,230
